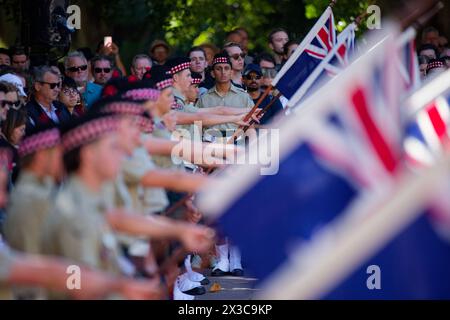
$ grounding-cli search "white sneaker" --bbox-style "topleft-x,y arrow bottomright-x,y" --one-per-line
173,278 -> 195,300
177,273 -> 206,295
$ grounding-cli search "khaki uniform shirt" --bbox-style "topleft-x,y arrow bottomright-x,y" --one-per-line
196,84 -> 254,136
121,146 -> 169,214
172,87 -> 199,140
41,176 -> 122,275
3,172 -> 55,299
4,172 -> 55,254
172,87 -> 198,114
151,119 -> 185,171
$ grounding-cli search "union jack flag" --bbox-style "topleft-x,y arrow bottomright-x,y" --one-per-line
404,97 -> 450,167
272,6 -> 336,100
287,23 -> 356,107
403,71 -> 450,168
197,28 -> 403,285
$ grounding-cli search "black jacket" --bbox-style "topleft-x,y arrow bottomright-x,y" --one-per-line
24,97 -> 71,130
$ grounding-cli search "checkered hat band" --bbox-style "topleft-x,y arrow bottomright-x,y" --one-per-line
102,102 -> 143,116
191,78 -> 202,85
213,57 -> 230,65
62,117 -> 118,152
169,62 -> 191,75
122,89 -> 160,102
156,79 -> 173,90
19,129 -> 60,157
427,61 -> 444,70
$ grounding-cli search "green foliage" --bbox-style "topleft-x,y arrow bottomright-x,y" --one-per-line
304,0 -> 373,33
163,0 -> 275,53
0,0 -> 375,66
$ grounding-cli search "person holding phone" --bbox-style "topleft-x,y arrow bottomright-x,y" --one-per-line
97,36 -> 127,77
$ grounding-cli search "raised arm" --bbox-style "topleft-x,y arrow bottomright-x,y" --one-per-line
105,211 -> 215,254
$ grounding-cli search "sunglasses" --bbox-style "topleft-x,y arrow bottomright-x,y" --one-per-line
0,100 -> 21,108
94,67 -> 112,74
67,65 -> 88,73
244,74 -> 262,80
62,88 -> 78,96
39,81 -> 61,89
261,67 -> 277,78
230,53 -> 246,60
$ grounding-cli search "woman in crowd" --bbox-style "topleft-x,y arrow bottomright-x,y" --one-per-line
58,76 -> 85,119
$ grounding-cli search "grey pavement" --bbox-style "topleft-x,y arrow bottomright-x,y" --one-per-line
196,270 -> 259,300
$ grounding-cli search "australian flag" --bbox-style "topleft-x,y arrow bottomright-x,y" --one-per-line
260,45 -> 450,299
287,22 -> 356,108
321,201 -> 450,299
197,29 -> 403,287
272,6 -> 336,100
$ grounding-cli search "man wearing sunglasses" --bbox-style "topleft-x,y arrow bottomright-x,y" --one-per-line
24,66 -> 70,130
64,51 -> 102,109
91,55 -> 114,86
242,64 -> 284,125
223,42 -> 246,89
0,80 -> 24,111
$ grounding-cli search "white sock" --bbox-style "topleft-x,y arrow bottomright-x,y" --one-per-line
229,246 -> 242,270
214,244 -> 230,272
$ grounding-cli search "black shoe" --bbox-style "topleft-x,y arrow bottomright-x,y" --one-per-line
200,277 -> 210,285
182,286 -> 206,296
211,268 -> 229,277
231,269 -> 244,277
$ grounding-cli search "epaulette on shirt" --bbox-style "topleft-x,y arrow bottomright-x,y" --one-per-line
172,96 -> 185,110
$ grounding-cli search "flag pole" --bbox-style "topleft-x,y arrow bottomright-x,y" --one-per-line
238,0 -> 341,130
243,85 -> 273,122
242,92 -> 283,132
413,1 -> 444,30
400,0 -> 441,30
163,0 -> 343,216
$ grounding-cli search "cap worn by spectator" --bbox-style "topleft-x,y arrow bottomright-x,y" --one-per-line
0,73 -> 27,97
243,63 -> 262,77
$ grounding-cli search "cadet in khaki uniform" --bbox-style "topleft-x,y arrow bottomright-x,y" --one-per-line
41,111 -> 214,299
3,125 -> 62,299
103,84 -> 214,297
156,61 -> 252,144
196,53 -> 254,141
0,242 -> 167,299
4,125 -> 62,255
